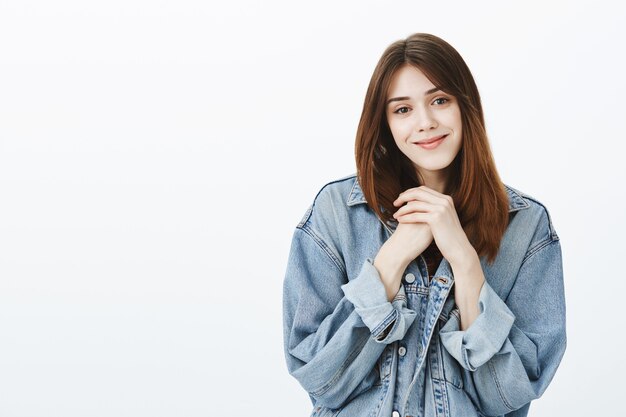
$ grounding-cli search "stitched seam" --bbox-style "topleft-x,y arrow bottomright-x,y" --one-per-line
438,306 -> 457,325
504,185 -> 560,240
298,225 -> 346,275
487,360 -> 514,411
450,308 -> 461,322
462,343 -> 476,372
373,309 -> 398,338
521,238 -> 557,267
373,366 -> 390,417
435,329 -> 454,415
503,184 -> 531,212
520,195 -> 559,240
297,204 -> 314,228
346,174 -> 362,205
307,173 -> 358,207
405,286 -> 429,295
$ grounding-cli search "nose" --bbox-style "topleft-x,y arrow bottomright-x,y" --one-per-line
414,105 -> 438,132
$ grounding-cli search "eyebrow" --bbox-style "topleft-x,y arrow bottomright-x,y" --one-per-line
386,87 -> 441,106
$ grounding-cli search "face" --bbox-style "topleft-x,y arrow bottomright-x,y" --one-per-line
385,64 -> 463,185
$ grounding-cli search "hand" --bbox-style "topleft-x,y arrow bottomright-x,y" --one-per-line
392,185 -> 475,268
374,220 -> 433,301
387,220 -> 434,266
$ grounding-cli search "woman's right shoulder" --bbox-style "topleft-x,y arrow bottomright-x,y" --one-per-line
296,173 -> 359,229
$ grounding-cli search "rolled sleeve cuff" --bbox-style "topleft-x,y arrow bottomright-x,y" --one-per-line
341,258 -> 416,344
439,280 -> 515,371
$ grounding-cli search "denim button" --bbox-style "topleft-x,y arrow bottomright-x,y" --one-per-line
404,273 -> 416,284
392,411 -> 400,417
398,346 -> 406,357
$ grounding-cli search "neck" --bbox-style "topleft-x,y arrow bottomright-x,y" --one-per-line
416,168 -> 448,193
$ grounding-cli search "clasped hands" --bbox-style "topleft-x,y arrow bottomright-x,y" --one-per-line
391,185 -> 476,269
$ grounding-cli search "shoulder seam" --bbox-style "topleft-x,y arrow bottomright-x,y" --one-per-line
505,185 -> 559,241
296,224 -> 346,275
297,174 -> 356,228
503,184 -> 531,212
532,203 -> 559,242
521,237 -> 560,267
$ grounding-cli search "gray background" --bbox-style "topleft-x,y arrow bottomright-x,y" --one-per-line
0,0 -> 624,416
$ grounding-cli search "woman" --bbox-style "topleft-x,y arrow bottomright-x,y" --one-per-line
282,33 -> 566,417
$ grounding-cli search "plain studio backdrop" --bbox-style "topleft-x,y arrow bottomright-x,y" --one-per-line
0,1 -> 624,416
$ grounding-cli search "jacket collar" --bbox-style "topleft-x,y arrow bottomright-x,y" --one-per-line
346,175 -> 530,213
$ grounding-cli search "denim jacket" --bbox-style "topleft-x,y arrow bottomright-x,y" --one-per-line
282,174 -> 566,417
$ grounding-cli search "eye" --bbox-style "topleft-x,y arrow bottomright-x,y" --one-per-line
393,106 -> 410,114
433,97 -> 449,105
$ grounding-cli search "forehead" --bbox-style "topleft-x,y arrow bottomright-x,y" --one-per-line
387,65 -> 437,96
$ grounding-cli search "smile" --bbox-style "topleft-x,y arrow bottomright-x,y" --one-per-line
414,134 -> 448,149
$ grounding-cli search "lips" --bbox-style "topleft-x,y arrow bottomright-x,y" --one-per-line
416,134 -> 448,144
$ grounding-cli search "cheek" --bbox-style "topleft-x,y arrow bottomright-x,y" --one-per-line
455,115 -> 462,136
451,109 -> 463,133
388,119 -> 411,142
387,120 -> 399,142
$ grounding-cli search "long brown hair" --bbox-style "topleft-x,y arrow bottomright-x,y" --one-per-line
355,33 -> 509,264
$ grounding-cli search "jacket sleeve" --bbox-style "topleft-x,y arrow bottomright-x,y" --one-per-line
439,238 -> 566,416
282,226 -> 417,409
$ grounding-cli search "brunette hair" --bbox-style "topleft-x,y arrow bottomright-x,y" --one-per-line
355,33 -> 509,263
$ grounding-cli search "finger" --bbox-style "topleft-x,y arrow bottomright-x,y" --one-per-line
392,186 -> 433,206
396,212 -> 430,224
394,187 -> 447,207
393,200 -> 432,218
415,185 -> 444,197
392,187 -> 419,206
414,186 -> 456,207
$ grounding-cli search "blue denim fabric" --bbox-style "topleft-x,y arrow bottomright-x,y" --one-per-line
282,174 -> 566,417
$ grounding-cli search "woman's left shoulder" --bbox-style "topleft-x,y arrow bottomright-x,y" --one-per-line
503,183 -> 560,244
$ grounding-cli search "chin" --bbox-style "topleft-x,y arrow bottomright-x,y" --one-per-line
412,158 -> 455,172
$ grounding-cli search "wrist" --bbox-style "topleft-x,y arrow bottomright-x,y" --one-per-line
374,243 -> 409,302
376,238 -> 410,273
449,243 -> 480,273
451,250 -> 484,293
